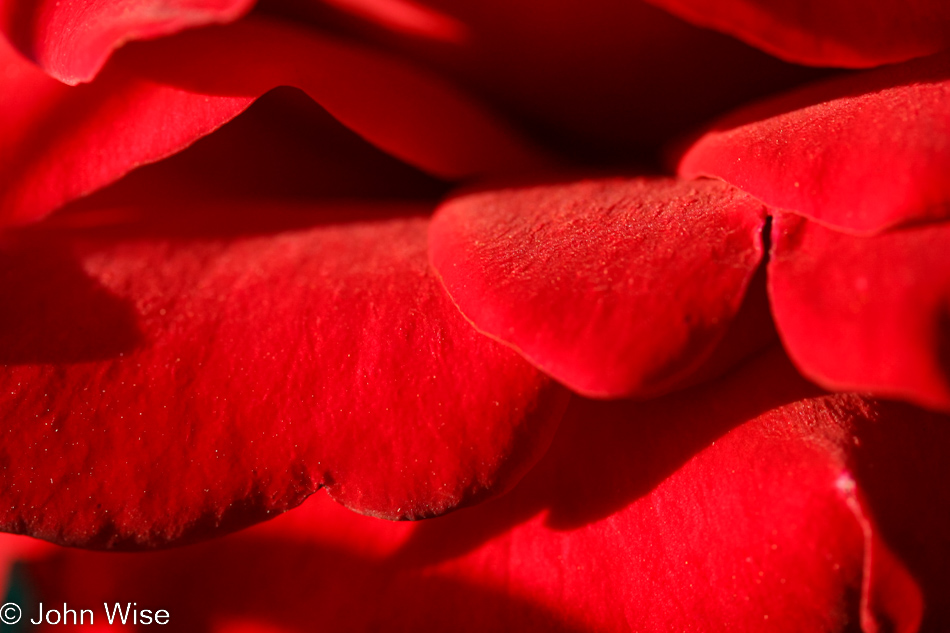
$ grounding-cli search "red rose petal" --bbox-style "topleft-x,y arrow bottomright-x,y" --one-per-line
62,85 -> 449,210
0,0 -> 254,85
0,201 -> 567,549
678,53 -> 950,234
13,350 -> 947,629
0,16 -> 544,227
263,0 -> 829,157
768,212 -> 950,412
644,0 -> 950,68
428,177 -> 767,398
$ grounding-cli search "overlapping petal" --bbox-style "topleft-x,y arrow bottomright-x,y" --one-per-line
263,0 -> 828,157
60,84 -> 449,208
428,177 -> 769,398
0,0 -> 254,84
644,0 -> 950,68
0,199 -> 567,549
9,351 -> 949,630
769,212 -> 950,413
0,16 -> 544,227
678,52 -> 950,234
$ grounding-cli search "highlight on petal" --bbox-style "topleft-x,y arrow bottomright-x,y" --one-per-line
0,201 -> 568,549
0,16 -> 545,227
320,0 -> 469,42
678,52 -> 950,234
0,0 -> 254,84
10,350 -> 949,630
769,212 -> 950,413
644,0 -> 950,68
428,177 -> 767,398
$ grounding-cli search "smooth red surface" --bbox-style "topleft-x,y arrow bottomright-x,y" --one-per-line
429,177 -> 767,398
0,16 -> 543,227
11,350 -> 950,630
769,212 -> 950,413
262,0 -> 828,158
0,201 -> 567,549
0,0 -> 254,84
678,52 -> 950,234
644,0 -> 950,68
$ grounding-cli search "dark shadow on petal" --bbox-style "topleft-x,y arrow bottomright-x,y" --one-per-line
936,307 -> 950,395
693,52 -> 950,137
21,539 -> 594,633
61,86 -> 449,217
397,348 -> 821,565
847,402 -> 950,632
0,200 -> 431,369
260,0 -> 834,167
0,1 -> 37,61
0,240 -> 142,364
39,199 -> 433,241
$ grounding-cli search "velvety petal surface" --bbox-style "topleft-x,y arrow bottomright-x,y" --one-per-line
9,350 -> 949,630
263,0 -> 829,159
678,53 -> 950,234
0,201 -> 567,549
0,0 -> 254,85
769,212 -> 950,413
428,177 -> 767,398
0,16 -> 543,227
644,0 -> 950,68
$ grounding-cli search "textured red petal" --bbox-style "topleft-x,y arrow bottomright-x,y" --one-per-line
768,212 -> 950,412
644,0 -> 950,68
678,53 -> 950,234
0,16 -> 544,227
0,201 -> 567,549
428,177 -> 767,398
13,350 -> 949,630
0,0 -> 254,85
263,0 -> 828,158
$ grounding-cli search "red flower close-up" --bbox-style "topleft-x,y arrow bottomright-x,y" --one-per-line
0,0 -> 948,630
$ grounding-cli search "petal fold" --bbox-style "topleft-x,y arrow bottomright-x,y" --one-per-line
428,177 -> 767,398
0,0 -> 254,84
678,53 -> 950,234
264,0 -> 829,158
768,212 -> 950,412
0,16 -> 545,227
0,201 -> 567,549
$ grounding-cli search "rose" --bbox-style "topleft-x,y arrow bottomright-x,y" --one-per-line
1,0 -> 949,630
